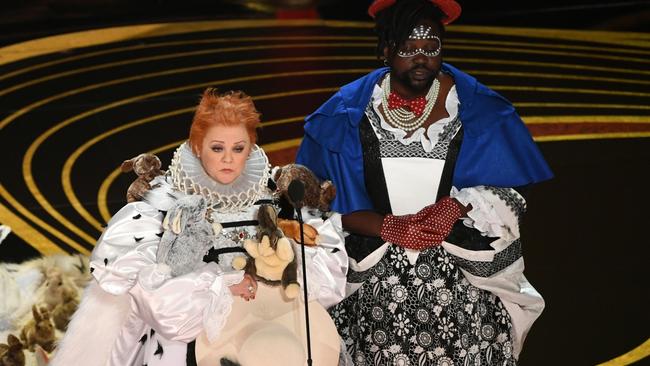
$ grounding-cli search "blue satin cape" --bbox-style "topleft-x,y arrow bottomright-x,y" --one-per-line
296,64 -> 553,215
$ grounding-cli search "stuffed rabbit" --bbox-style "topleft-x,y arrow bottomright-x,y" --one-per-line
0,334 -> 25,366
20,305 -> 55,353
157,195 -> 220,277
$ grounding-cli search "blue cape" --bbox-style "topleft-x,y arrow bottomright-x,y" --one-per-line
296,64 -> 553,214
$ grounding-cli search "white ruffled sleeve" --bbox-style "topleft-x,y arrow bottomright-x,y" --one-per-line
450,185 -> 524,240
89,202 -> 164,295
445,186 -> 543,359
292,209 -> 348,309
130,262 -> 243,343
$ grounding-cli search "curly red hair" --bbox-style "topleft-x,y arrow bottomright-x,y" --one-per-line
189,88 -> 261,155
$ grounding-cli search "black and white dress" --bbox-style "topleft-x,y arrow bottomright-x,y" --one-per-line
330,80 -> 544,366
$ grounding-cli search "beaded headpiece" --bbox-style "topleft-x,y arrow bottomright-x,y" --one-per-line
397,25 -> 441,58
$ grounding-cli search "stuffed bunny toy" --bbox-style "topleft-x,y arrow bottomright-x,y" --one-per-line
121,153 -> 165,203
0,334 -> 25,366
157,194 -> 220,277
20,305 -> 55,353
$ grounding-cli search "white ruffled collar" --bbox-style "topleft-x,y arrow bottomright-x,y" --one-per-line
371,78 -> 459,153
168,141 -> 271,213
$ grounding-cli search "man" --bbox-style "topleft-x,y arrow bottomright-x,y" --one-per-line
297,0 -> 552,364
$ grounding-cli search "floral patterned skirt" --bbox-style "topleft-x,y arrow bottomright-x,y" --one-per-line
330,245 -> 516,366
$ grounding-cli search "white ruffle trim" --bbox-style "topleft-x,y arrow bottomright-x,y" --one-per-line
203,270 -> 243,343
451,186 -> 508,238
168,142 -> 270,213
371,81 -> 459,153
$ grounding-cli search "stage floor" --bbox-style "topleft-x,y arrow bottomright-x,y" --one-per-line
0,18 -> 648,365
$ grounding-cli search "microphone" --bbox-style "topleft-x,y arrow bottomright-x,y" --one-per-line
287,179 -> 305,220
287,179 -> 312,365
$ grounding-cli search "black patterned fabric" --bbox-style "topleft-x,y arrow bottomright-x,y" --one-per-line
332,245 -> 516,366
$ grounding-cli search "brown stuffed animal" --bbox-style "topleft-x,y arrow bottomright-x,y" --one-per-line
272,164 -> 337,245
40,267 -> 78,312
51,291 -> 80,331
20,305 -> 55,353
272,164 -> 336,214
0,334 -> 25,366
120,153 -> 165,203
233,204 -> 300,299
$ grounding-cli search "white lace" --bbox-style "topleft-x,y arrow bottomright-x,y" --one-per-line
168,142 -> 271,213
371,80 -> 459,153
203,271 -> 243,343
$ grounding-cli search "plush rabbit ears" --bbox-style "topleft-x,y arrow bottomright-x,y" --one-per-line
368,0 -> 461,25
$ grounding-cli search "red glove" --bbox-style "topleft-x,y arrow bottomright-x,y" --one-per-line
380,197 -> 465,251
380,214 -> 446,250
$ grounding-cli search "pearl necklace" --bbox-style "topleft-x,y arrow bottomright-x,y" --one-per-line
381,73 -> 440,132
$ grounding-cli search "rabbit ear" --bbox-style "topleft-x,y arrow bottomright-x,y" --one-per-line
171,210 -> 183,234
7,334 -> 21,347
162,212 -> 171,231
32,305 -> 41,321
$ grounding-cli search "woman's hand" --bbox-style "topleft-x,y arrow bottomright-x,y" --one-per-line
229,273 -> 258,301
277,219 -> 319,246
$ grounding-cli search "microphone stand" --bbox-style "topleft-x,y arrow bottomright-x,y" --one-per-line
295,206 -> 313,366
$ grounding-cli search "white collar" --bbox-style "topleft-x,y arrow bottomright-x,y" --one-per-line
168,141 -> 270,213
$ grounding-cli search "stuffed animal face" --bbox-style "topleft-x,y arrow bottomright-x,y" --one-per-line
121,153 -> 163,182
272,164 -> 336,213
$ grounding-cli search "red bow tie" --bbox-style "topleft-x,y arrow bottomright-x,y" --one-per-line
387,92 -> 427,117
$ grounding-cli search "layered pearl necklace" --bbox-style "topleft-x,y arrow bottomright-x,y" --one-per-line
381,73 -> 440,132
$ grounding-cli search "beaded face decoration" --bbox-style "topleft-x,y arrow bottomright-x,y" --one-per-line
397,24 -> 441,58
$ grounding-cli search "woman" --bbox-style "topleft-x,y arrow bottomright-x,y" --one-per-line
296,0 -> 552,364
51,89 -> 347,366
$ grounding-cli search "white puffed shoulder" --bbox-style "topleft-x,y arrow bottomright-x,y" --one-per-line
89,201 -> 164,295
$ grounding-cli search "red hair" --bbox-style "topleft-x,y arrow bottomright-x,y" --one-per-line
189,88 -> 261,155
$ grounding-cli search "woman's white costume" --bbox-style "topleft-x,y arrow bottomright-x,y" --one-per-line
51,143 -> 347,366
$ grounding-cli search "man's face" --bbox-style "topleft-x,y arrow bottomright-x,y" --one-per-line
385,20 -> 442,94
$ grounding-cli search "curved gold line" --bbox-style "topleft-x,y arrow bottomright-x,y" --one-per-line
2,35 -> 644,85
0,44 -> 373,97
597,338 -> 650,366
98,137 -> 305,221
523,116 -> 650,124
446,57 -> 650,76
514,103 -> 650,110
445,44 -> 649,64
462,70 -> 650,86
64,88 -> 334,232
450,38 -> 650,56
452,25 -> 650,48
21,69 -> 369,246
536,132 -> 650,142
0,184 -> 89,255
0,19 -> 375,66
8,40 -> 650,99
62,108 -> 193,231
492,86 -> 650,98
2,20 -> 648,66
0,201 -> 65,256
0,36 -> 375,82
0,56 -> 367,130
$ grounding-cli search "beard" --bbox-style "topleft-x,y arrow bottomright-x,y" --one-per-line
392,64 -> 438,94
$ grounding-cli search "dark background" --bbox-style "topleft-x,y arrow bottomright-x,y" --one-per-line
1,0 -> 649,47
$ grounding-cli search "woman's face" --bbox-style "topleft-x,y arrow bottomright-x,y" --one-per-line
198,124 -> 252,185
